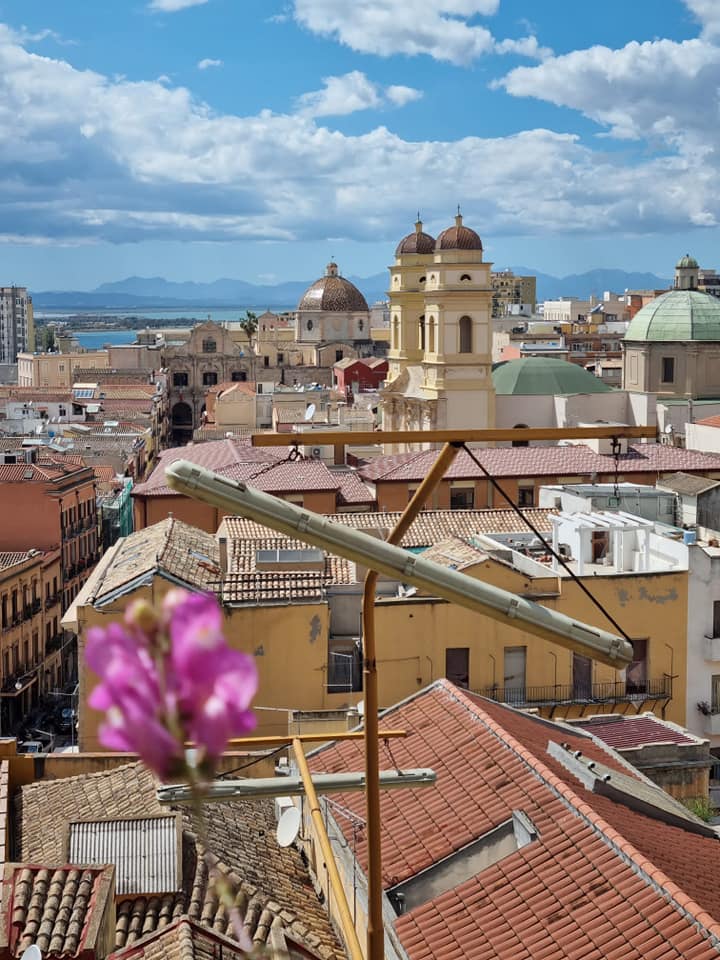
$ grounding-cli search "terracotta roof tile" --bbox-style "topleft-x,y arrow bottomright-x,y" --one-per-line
0,552 -> 33,571
13,762 -> 341,959
221,507 -> 555,548
358,443 -> 720,483
309,681 -> 720,960
570,713 -> 698,749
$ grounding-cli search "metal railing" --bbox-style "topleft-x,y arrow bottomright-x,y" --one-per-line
475,677 -> 672,707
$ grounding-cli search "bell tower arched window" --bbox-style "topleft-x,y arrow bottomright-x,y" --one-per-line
419,316 -> 425,351
428,318 -> 436,354
459,316 -> 472,353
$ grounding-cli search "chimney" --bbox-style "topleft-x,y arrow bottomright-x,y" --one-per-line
218,536 -> 228,575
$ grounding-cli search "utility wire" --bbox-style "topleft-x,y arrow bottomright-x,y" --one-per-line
460,442 -> 634,647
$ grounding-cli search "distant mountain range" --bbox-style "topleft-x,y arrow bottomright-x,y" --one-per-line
32,268 -> 671,311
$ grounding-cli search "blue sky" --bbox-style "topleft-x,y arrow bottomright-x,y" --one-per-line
0,0 -> 717,289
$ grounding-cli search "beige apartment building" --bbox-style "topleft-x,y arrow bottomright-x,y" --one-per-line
17,350 -> 110,388
491,269 -> 536,317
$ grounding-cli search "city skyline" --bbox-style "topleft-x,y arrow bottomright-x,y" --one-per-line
0,0 -> 716,287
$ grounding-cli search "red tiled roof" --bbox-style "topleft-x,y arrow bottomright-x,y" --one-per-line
217,459 -> 341,493
569,713 -> 696,749
695,416 -> 720,428
310,681 -> 720,960
0,463 -> 65,481
358,442 -> 720,482
93,465 -> 117,482
132,438 -> 286,497
334,469 -> 374,505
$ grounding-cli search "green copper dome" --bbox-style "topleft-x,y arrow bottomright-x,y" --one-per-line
625,289 -> 720,342
491,357 -> 613,396
676,254 -> 699,269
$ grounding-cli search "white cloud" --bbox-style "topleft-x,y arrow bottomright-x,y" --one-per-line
497,37 -> 720,152
685,0 -> 720,39
0,21 -> 718,250
495,35 -> 552,60
197,57 -> 223,70
296,71 -> 421,117
292,0 -> 498,64
385,84 -> 423,106
149,0 -> 209,12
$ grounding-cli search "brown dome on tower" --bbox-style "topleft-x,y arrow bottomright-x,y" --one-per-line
436,213 -> 482,252
395,218 -> 436,256
297,262 -> 369,312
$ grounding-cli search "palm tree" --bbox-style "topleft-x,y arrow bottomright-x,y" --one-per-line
238,310 -> 258,349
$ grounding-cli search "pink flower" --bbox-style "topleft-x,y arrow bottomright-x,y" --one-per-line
85,590 -> 257,779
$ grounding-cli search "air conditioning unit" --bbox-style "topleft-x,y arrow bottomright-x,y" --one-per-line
311,447 -> 322,458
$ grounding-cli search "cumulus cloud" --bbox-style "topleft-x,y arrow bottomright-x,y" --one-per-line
296,71 -> 421,116
385,84 -> 423,106
685,0 -> 720,38
0,22 -> 718,248
197,57 -> 223,70
292,0 -> 498,64
149,0 -> 209,11
497,37 -> 720,153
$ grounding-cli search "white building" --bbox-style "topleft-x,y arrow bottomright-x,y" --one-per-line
0,286 -> 31,364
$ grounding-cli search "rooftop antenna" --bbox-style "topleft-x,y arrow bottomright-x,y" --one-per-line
276,805 -> 301,847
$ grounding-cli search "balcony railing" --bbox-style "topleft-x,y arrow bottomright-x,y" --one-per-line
475,677 -> 672,708
45,633 -> 63,655
45,594 -> 58,609
31,598 -> 41,614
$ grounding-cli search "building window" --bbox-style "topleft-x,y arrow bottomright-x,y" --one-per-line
335,350 -> 343,362
445,648 -> 469,688
202,340 -> 217,353
428,320 -> 436,353
661,357 -> 675,383
460,274 -> 471,282
263,356 -> 270,368
459,316 -> 472,353
518,484 -> 534,507
450,487 -> 474,510
626,638 -> 648,695
512,424 -> 529,447
231,370 -> 247,382
713,600 -> 720,640
277,352 -> 284,365
173,372 -> 189,388
419,317 -> 425,351
202,371 -> 218,386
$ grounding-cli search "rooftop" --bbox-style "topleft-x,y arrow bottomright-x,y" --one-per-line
568,713 -> 701,750
657,471 -> 720,496
12,762 -> 341,959
310,680 -> 720,960
79,517 -> 221,604
492,356 -> 614,396
358,442 -> 720,483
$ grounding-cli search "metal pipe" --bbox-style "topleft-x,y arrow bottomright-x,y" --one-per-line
165,461 -> 634,668
362,440 -> 461,960
156,767 -> 437,804
292,738 -> 365,960
250,425 -> 656,447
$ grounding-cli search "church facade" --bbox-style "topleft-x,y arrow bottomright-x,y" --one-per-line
382,213 -> 495,448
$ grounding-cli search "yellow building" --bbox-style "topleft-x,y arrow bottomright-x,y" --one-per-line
17,350 -> 110,388
383,213 -> 496,449
67,507 -> 689,751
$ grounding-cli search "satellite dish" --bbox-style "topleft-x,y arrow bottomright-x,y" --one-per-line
664,423 -> 673,434
21,946 -> 42,960
276,806 -> 301,847
304,403 -> 316,421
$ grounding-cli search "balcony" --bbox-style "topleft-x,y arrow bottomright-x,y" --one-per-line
45,594 -> 58,609
45,633 -> 63,655
475,677 -> 672,709
706,636 -> 720,661
31,598 -> 41,614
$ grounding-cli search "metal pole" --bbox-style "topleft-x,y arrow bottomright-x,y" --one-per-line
363,441 -> 461,960
292,738 -> 365,960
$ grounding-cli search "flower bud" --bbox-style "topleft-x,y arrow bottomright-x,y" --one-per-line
125,599 -> 159,636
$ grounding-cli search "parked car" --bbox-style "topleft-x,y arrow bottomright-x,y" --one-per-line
18,740 -> 45,754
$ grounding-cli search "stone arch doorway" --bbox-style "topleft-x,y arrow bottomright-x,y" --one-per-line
171,401 -> 194,445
